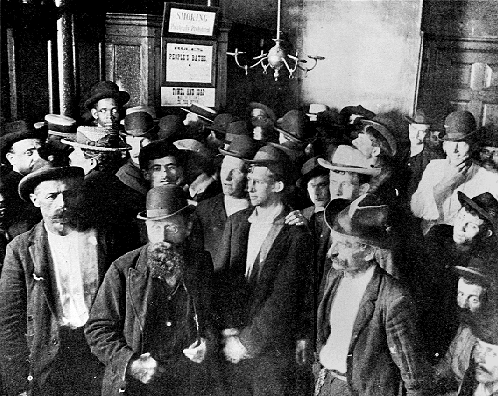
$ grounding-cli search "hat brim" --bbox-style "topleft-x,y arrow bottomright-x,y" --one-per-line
218,147 -> 252,160
454,266 -> 490,286
404,115 -> 430,126
273,126 -> 305,144
438,129 -> 478,142
317,157 -> 381,176
180,108 -> 214,123
360,119 -> 397,157
136,203 -> 195,221
458,191 -> 497,232
61,138 -> 131,152
84,91 -> 130,110
18,166 -> 84,202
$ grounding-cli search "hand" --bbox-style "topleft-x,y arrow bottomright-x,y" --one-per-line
440,159 -> 471,188
223,335 -> 248,364
285,210 -> 308,226
127,352 -> 161,384
295,339 -> 310,365
183,338 -> 207,363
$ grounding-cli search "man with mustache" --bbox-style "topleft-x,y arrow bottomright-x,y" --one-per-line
0,163 -> 122,395
85,184 -> 213,396
139,140 -> 185,189
315,194 -> 431,396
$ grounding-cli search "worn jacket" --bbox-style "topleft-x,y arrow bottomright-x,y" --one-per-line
84,244 -> 213,396
0,221 -> 117,395
215,206 -> 313,356
317,265 -> 432,396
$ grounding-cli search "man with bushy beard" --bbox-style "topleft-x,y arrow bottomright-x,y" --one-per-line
434,257 -> 498,394
0,163 -> 121,396
85,185 -> 214,396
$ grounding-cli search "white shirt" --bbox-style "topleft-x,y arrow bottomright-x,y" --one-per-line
47,228 -> 99,328
245,203 -> 284,278
319,265 -> 375,373
410,160 -> 498,232
224,195 -> 250,217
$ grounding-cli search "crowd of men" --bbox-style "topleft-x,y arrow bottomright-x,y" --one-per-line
0,80 -> 498,396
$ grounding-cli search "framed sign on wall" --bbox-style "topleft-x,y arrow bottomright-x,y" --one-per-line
162,2 -> 219,40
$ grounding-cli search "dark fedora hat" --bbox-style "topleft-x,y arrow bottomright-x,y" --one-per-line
18,163 -> 84,202
458,191 -> 498,234
84,81 -> 130,110
245,144 -> 294,180
219,134 -> 259,160
44,114 -> 77,139
454,257 -> 498,289
339,105 -> 376,125
439,111 -> 477,142
297,156 -> 329,188
123,111 -> 156,137
158,115 -> 184,141
325,193 -> 392,249
225,120 -> 251,143
62,126 -> 131,152
274,110 -> 310,144
360,118 -> 398,157
405,109 -> 431,126
125,105 -> 156,119
0,120 -> 46,160
137,184 -> 195,221
206,113 -> 235,134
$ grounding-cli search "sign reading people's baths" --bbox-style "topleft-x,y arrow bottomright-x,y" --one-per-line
161,2 -> 219,107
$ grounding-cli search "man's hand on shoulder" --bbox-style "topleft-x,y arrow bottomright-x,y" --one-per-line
285,210 -> 308,226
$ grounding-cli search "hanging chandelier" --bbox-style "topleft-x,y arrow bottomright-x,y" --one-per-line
227,0 -> 324,81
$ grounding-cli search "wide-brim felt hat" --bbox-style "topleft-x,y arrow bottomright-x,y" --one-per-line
206,113 -> 235,134
248,102 -> 276,122
359,118 -> 397,157
245,144 -> 296,181
126,105 -> 157,119
137,184 -> 195,220
180,103 -> 217,123
454,257 -> 497,288
325,193 -> 392,249
439,111 -> 477,142
62,126 -> 131,152
297,156 -> 329,188
405,109 -> 431,126
317,145 -> 381,176
267,141 -> 306,164
0,120 -> 46,160
458,191 -> 498,234
274,110 -> 309,144
123,112 -> 156,137
219,134 -> 259,160
18,163 -> 84,202
84,81 -> 130,110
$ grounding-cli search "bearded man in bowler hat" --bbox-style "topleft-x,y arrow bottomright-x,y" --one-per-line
0,163 -> 122,395
85,185 -> 214,396
315,194 -> 431,396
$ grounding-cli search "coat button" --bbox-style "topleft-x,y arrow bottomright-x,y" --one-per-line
166,321 -> 172,327
52,338 -> 58,345
27,375 -> 33,381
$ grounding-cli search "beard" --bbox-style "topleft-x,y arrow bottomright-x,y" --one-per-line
458,307 -> 476,326
146,242 -> 184,283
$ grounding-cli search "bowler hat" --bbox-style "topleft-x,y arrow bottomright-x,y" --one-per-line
454,257 -> 498,289
325,193 -> 392,248
225,120 -> 251,143
219,134 -> 259,160
297,156 -> 329,188
317,145 -> 381,176
0,121 -> 45,160
206,113 -> 235,134
245,145 -> 294,181
137,184 -> 194,220
360,118 -> 398,157
44,114 -> 77,139
274,110 -> 314,144
84,81 -> 130,110
62,126 -> 131,152
439,111 -> 477,142
249,102 -> 276,122
124,112 -> 156,137
18,164 -> 84,202
158,115 -> 184,141
458,191 -> 498,234
405,109 -> 431,126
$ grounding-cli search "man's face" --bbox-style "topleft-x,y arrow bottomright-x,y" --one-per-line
352,132 -> 375,159
457,278 -> 486,314
146,214 -> 192,246
480,146 -> 498,173
328,232 -> 374,274
473,340 -> 498,384
443,141 -> 471,165
307,174 -> 330,208
220,156 -> 247,198
247,166 -> 278,208
144,156 -> 183,188
329,170 -> 362,201
126,136 -> 151,166
30,177 -> 81,231
408,124 -> 430,145
91,98 -> 119,128
6,138 -> 42,175
453,207 -> 486,246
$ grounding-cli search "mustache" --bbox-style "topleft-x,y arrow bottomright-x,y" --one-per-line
51,209 -> 73,219
476,365 -> 492,375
